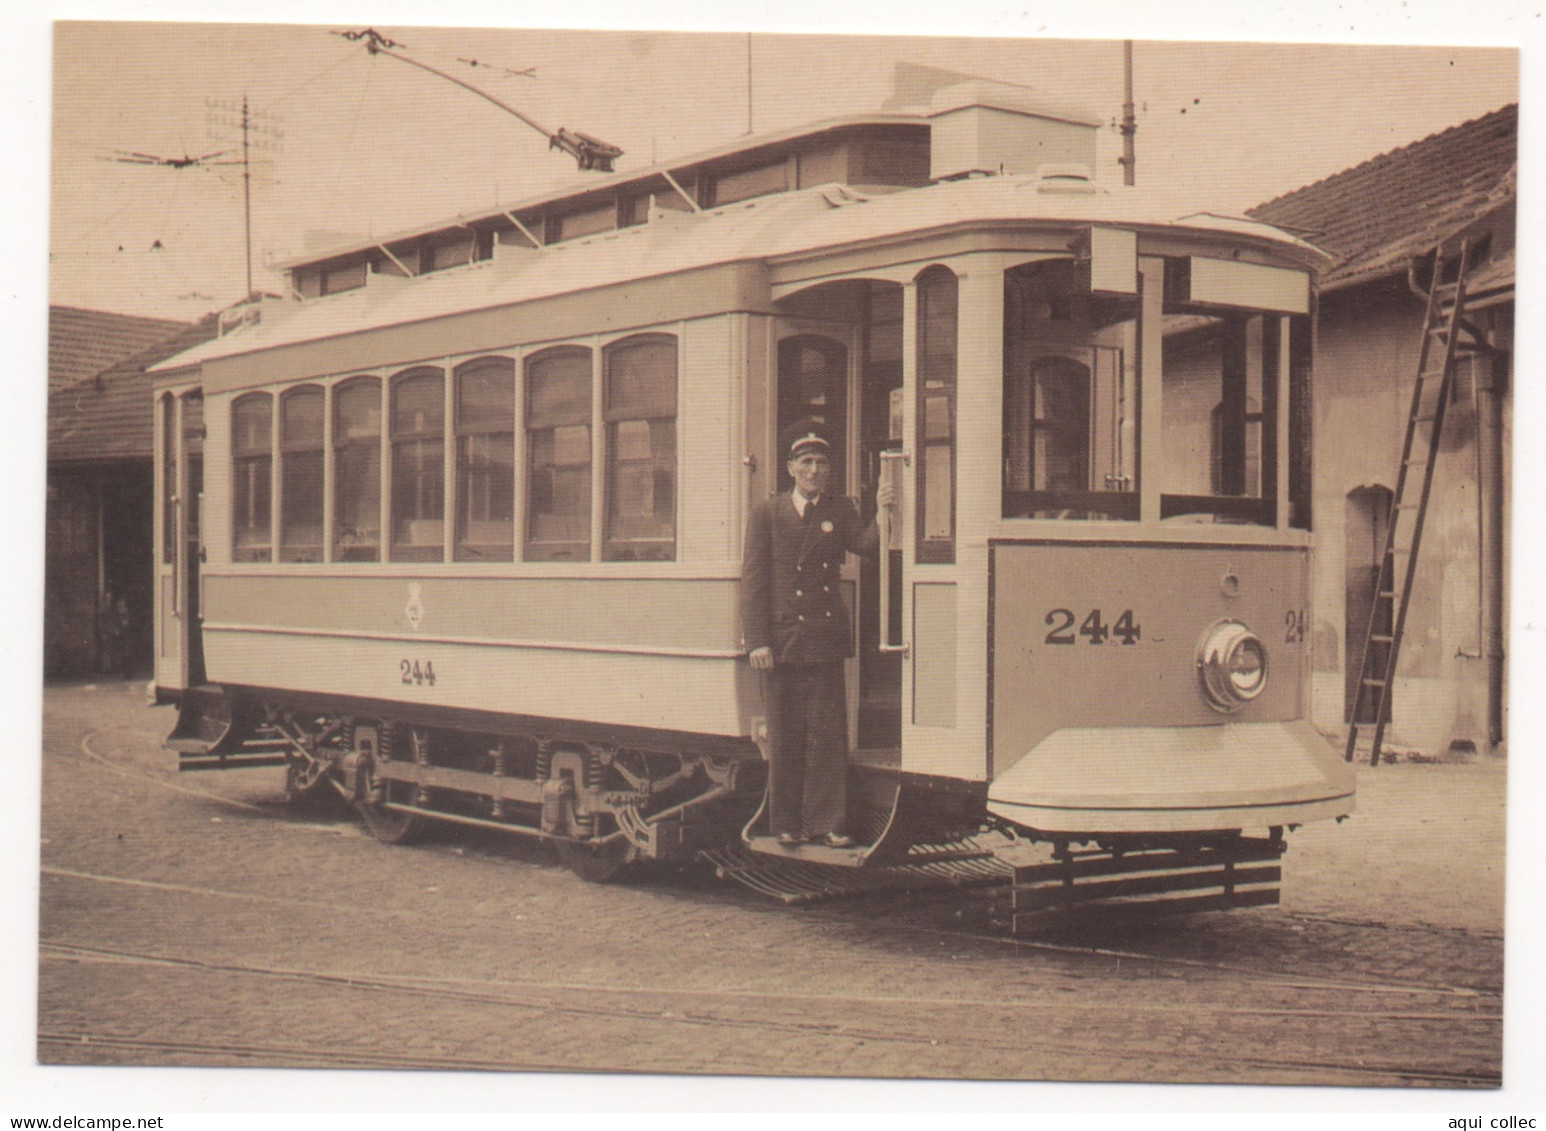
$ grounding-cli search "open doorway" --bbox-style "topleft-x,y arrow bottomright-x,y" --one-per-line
774,280 -> 904,753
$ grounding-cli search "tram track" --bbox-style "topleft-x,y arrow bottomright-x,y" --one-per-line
47,723 -> 1502,1085
54,714 -> 1508,1007
74,725 -> 350,835
38,938 -> 1499,1023
35,1026 -> 1500,1087
41,855 -> 1501,1008
38,938 -> 1501,1086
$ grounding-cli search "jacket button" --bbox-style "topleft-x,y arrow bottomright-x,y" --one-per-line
823,586 -> 830,593
824,610 -> 832,617
797,615 -> 805,622
795,589 -> 803,597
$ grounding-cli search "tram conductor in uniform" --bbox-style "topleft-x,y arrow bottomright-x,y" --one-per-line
740,420 -> 892,848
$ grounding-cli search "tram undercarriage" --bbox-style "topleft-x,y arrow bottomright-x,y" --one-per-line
171,685 -> 767,882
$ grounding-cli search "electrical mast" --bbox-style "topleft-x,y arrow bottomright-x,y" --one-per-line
205,95 -> 283,299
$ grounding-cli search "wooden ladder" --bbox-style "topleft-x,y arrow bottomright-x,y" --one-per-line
1345,238 -> 1484,765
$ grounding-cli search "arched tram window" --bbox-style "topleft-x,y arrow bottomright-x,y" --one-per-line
332,376 -> 381,562
390,367 -> 446,562
454,356 -> 516,562
231,392 -> 272,562
915,266 -> 957,561
604,334 -> 677,562
525,346 -> 592,563
279,386 -> 324,563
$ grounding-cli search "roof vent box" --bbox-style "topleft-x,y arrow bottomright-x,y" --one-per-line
927,80 -> 1100,181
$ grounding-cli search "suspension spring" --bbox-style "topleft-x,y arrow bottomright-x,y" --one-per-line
489,743 -> 507,819
412,728 -> 432,806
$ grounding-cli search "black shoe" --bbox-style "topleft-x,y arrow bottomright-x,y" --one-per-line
776,831 -> 804,846
818,832 -> 856,848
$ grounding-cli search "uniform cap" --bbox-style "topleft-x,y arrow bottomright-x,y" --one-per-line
781,418 -> 831,460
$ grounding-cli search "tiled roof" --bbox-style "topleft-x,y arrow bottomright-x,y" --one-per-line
48,315 -> 220,464
48,306 -> 187,392
1248,104 -> 1516,292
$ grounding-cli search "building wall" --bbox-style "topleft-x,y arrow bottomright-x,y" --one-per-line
44,462 -> 154,679
1310,280 -> 1510,754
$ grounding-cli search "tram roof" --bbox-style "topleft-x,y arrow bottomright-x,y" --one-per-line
152,172 -> 1327,374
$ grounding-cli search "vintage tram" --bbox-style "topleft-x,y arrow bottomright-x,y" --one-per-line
151,78 -> 1354,887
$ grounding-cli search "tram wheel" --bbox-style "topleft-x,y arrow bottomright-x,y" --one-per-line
554,836 -> 638,883
356,796 -> 419,844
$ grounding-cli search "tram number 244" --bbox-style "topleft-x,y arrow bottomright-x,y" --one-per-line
1042,608 -> 1309,647
400,659 -> 438,686
1044,608 -> 1142,646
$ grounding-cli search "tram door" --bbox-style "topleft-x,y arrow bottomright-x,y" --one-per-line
157,388 -> 207,692
776,329 -> 904,754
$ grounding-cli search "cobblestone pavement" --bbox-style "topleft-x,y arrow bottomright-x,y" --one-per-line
23,681 -> 1532,1108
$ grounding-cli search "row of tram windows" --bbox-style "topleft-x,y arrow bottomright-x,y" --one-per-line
224,333 -> 677,566
999,258 -> 1308,527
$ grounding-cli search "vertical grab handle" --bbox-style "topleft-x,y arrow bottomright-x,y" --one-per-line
877,450 -> 909,656
171,496 -> 183,618
196,492 -> 206,623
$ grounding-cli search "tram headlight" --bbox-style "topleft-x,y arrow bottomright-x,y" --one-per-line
1196,620 -> 1268,712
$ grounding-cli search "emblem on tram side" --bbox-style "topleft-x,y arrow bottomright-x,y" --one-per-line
406,582 -> 425,630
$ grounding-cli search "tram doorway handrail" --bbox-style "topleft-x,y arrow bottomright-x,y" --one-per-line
877,450 -> 909,657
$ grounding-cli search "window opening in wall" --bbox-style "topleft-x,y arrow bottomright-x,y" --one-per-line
525,347 -> 592,562
321,261 -> 367,295
556,203 -> 615,242
333,376 -> 381,561
231,393 -> 273,562
710,160 -> 788,207
390,367 -> 446,562
1002,259 -> 1139,520
279,387 -> 325,562
455,357 -> 516,562
604,335 -> 677,562
915,266 -> 956,561
423,235 -> 475,272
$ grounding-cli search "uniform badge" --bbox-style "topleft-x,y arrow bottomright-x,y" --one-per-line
821,520 -> 834,533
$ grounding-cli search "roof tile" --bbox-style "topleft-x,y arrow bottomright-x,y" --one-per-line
48,306 -> 187,392
1248,104 -> 1516,291
48,315 -> 220,463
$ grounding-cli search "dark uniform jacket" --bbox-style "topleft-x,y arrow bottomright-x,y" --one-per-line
740,492 -> 878,665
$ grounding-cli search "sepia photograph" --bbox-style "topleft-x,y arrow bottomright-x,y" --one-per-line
14,1 -> 1542,1116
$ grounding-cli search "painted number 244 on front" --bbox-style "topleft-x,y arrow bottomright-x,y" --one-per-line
1042,608 -> 1309,647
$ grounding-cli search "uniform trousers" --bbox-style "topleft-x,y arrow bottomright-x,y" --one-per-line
766,660 -> 848,838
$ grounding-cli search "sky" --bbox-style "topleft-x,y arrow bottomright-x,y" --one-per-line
45,20 -> 1518,320
10,0 -> 1546,1120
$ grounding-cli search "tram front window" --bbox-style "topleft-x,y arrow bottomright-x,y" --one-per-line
1160,312 -> 1278,525
1002,259 -> 1138,520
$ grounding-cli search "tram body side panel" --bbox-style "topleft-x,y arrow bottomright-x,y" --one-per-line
198,572 -> 756,738
987,540 -> 1353,833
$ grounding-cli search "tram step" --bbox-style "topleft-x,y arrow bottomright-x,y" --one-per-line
744,834 -> 867,866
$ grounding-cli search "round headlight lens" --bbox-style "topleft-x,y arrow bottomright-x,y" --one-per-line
1197,621 -> 1268,711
